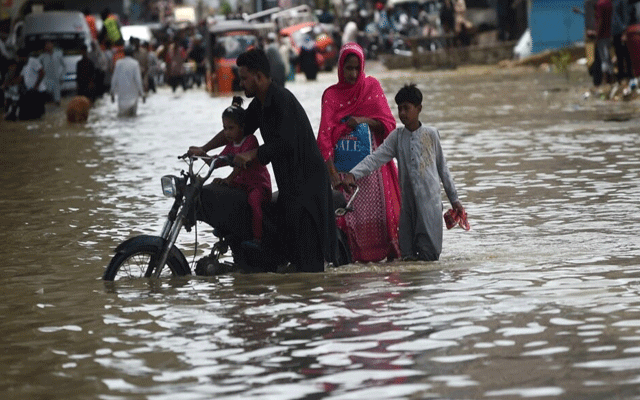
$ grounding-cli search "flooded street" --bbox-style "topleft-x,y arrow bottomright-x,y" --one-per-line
2,64 -> 640,399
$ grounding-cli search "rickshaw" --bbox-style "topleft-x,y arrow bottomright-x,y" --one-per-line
205,21 -> 260,94
280,21 -> 338,72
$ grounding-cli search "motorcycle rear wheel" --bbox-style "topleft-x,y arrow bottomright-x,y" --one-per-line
103,242 -> 190,281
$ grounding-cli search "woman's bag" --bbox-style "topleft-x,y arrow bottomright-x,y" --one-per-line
333,123 -> 372,172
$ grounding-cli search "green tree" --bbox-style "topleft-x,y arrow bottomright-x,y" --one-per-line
219,0 -> 232,16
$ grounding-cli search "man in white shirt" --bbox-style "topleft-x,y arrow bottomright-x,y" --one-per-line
21,52 -> 46,92
110,46 -> 144,117
38,41 -> 65,105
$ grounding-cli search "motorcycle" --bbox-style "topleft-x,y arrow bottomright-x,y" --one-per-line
103,154 -> 354,281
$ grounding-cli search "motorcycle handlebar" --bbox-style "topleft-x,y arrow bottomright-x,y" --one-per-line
179,154 -> 213,161
335,185 -> 359,216
179,154 -> 234,164
178,154 -> 236,177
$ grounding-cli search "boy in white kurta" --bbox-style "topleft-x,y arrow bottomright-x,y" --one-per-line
343,84 -> 466,261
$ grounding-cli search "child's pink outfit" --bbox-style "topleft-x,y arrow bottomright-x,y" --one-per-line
219,136 -> 272,240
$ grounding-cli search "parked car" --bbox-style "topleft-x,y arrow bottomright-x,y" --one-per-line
206,21 -> 259,93
280,21 -> 337,72
17,11 -> 93,92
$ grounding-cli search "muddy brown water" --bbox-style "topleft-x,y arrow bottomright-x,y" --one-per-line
1,64 -> 640,399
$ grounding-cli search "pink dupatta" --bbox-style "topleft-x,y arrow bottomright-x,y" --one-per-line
317,43 -> 397,160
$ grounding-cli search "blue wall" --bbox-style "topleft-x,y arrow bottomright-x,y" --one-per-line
530,0 -> 585,53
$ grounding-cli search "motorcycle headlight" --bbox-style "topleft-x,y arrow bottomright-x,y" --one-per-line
161,175 -> 177,198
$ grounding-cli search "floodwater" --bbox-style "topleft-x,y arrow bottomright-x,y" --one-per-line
2,64 -> 640,399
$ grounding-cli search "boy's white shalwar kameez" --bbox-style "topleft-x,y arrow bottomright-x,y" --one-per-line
350,124 -> 459,259
110,56 -> 144,116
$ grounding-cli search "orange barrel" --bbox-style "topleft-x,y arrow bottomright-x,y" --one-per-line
216,59 -> 235,93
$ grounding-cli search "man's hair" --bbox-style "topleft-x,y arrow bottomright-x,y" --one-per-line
236,48 -> 271,78
395,83 -> 422,106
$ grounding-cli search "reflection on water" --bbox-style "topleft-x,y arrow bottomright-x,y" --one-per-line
1,65 -> 640,399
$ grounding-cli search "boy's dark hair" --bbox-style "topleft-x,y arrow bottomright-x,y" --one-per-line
222,96 -> 246,126
394,83 -> 422,106
236,48 -> 271,78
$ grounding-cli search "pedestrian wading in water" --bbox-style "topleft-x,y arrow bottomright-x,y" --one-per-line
342,84 -> 468,261
317,42 -> 402,263
111,46 -> 145,117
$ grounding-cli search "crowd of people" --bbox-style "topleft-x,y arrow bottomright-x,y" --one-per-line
0,7 -> 207,121
584,0 -> 640,95
332,0 -> 477,59
0,1 -> 498,122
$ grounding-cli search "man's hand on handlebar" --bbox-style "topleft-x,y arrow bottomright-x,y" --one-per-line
186,146 -> 207,158
233,148 -> 258,169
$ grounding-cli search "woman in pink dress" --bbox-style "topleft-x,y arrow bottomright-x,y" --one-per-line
317,42 -> 401,262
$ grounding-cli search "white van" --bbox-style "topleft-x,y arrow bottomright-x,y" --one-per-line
19,11 -> 93,92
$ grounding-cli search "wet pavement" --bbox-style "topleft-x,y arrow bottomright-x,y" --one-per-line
1,63 -> 640,399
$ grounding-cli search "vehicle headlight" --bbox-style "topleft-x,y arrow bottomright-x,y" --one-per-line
161,175 -> 177,198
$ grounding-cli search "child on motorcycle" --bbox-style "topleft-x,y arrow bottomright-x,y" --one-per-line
214,96 -> 272,248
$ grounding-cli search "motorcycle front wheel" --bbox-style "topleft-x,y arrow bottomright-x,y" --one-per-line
103,236 -> 191,281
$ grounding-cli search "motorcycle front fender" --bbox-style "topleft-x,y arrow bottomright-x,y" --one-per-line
114,235 -> 190,273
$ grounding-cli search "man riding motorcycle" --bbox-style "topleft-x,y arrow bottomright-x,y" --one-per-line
188,48 -> 339,273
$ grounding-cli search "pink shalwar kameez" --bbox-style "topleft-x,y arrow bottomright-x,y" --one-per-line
219,135 -> 271,240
